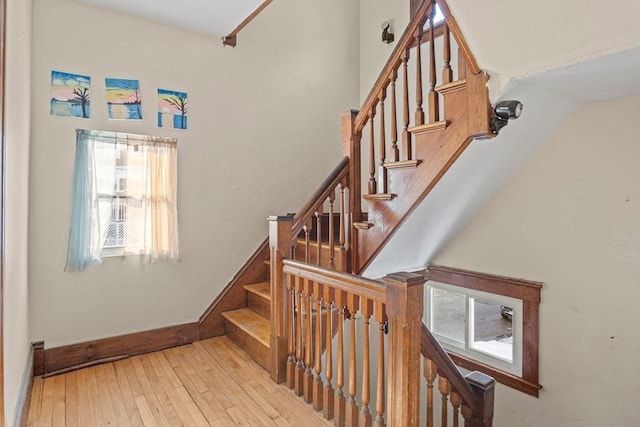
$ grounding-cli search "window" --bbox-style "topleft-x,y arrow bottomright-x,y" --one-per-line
65,129 -> 179,272
427,283 -> 523,375
424,265 -> 542,397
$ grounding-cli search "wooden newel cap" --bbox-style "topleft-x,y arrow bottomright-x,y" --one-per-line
383,271 -> 425,288
341,109 -> 359,117
465,371 -> 496,390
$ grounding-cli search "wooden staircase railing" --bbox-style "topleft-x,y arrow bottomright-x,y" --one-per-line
262,0 -> 496,425
421,324 -> 495,426
269,157 -> 352,383
292,156 -> 350,271
346,0 -> 492,273
275,259 -> 494,426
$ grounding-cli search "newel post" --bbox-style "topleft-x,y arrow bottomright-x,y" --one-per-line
342,110 -> 361,272
268,215 -> 293,384
466,371 -> 495,427
384,272 -> 425,426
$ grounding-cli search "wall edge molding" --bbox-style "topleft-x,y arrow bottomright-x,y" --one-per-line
16,343 -> 37,427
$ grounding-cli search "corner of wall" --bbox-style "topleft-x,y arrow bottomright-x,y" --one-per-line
3,0 -> 32,424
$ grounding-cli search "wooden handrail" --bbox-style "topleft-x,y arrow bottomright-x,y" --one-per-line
355,0 -> 434,132
355,0 -> 483,133
222,0 -> 273,47
292,156 -> 349,237
420,322 -> 479,411
282,259 -> 386,303
278,258 -> 495,424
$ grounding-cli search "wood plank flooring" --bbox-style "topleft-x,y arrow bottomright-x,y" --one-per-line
26,336 -> 333,426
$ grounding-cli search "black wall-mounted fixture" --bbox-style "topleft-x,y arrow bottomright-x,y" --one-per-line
381,21 -> 394,44
490,100 -> 523,134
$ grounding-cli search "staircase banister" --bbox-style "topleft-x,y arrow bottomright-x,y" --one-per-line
282,259 -> 386,304
292,156 -> 349,237
355,0 -> 434,132
420,322 -> 480,412
435,0 -> 481,75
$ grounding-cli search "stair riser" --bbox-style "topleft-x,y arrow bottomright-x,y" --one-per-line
223,320 -> 270,370
356,84 -> 478,273
247,292 -> 271,320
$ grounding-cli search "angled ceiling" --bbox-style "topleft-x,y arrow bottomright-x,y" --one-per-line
75,0 -> 265,38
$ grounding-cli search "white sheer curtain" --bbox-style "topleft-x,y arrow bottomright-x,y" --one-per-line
65,130 -> 179,272
124,141 -> 179,263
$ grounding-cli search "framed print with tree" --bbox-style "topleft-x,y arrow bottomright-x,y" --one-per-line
157,88 -> 187,130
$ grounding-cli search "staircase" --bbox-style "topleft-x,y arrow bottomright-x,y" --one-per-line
221,217 -> 342,372
221,281 -> 271,370
217,0 -> 498,425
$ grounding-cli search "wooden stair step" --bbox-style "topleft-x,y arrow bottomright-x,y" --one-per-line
295,238 -> 343,249
363,193 -> 396,201
244,282 -> 270,299
408,120 -> 447,135
222,308 -> 270,370
383,159 -> 422,169
244,282 -> 271,320
435,79 -> 467,94
354,221 -> 374,230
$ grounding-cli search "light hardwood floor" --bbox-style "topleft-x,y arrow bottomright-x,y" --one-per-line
26,336 -> 333,426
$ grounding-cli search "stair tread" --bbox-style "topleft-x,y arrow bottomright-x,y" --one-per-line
408,120 -> 447,134
221,309 -> 270,347
363,193 -> 396,201
383,159 -> 422,169
244,282 -> 271,300
295,238 -> 344,249
354,221 -> 374,230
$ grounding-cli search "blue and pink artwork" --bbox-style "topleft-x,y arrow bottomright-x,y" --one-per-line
158,89 -> 188,130
106,78 -> 142,120
50,70 -> 91,118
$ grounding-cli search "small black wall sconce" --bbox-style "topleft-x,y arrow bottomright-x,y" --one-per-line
381,21 -> 394,44
490,100 -> 524,134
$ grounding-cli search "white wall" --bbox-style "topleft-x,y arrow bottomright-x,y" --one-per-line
29,0 -> 360,348
359,0 -> 409,103
431,96 -> 640,426
447,0 -> 640,96
4,0 -> 32,424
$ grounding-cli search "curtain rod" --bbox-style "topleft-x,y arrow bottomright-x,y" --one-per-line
76,129 -> 178,144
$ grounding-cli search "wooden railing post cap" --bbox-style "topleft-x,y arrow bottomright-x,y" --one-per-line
383,271 -> 425,288
466,370 -> 495,424
466,371 -> 496,390
267,215 -> 294,223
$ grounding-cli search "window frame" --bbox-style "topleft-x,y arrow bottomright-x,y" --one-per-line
426,282 -> 524,375
424,265 -> 543,397
65,129 -> 179,271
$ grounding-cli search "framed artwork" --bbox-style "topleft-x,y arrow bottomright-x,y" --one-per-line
158,88 -> 188,130
106,78 -> 142,120
50,70 -> 91,118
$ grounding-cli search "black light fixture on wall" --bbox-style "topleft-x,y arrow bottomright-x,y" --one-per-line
381,21 -> 394,44
490,100 -> 523,134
